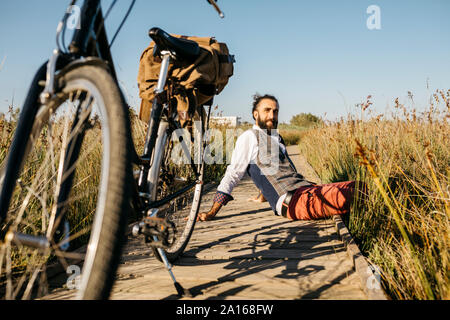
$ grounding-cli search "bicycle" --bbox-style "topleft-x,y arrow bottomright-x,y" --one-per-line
0,0 -> 228,299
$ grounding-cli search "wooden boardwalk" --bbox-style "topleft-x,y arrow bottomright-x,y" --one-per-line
45,145 -> 375,300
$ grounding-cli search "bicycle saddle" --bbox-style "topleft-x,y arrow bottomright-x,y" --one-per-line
149,27 -> 200,61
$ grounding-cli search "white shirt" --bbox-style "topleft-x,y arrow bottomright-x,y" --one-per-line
217,125 -> 287,215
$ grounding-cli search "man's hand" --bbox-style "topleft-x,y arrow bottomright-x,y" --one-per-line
247,192 -> 267,203
197,211 -> 216,221
196,201 -> 222,222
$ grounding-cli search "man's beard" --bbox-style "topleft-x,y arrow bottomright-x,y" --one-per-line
257,117 -> 278,133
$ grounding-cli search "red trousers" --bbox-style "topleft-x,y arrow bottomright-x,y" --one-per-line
286,181 -> 356,220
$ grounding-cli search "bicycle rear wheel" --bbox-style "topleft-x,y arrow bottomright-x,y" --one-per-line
148,108 -> 206,262
0,65 -> 132,299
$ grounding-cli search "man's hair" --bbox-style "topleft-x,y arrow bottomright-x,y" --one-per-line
252,93 -> 279,120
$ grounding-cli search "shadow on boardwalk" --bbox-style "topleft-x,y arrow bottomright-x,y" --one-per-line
138,188 -> 364,300
161,209 -> 353,300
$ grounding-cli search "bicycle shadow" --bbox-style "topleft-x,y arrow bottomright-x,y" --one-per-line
194,206 -> 274,223
161,207 -> 352,300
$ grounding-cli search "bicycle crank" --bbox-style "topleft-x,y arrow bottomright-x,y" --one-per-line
132,216 -> 175,249
131,211 -> 192,297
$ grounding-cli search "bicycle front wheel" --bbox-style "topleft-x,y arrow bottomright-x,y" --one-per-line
0,65 -> 132,299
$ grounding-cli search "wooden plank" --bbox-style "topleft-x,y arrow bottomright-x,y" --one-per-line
182,246 -> 349,260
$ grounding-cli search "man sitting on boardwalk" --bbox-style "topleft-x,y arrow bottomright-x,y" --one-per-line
198,94 -> 357,221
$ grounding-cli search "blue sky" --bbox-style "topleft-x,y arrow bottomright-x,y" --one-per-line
0,0 -> 449,123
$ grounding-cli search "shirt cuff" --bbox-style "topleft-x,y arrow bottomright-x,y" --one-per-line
213,191 -> 234,206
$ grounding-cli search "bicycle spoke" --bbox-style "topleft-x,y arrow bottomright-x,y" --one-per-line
47,121 -> 57,195
12,252 -> 41,300
37,266 -> 48,298
53,225 -> 91,259
53,187 -> 94,211
22,186 -> 50,233
11,144 -> 57,229
0,244 -> 5,276
61,133 -> 101,183
11,186 -> 34,231
11,268 -> 28,299
22,260 -> 43,300
49,242 -> 70,273
54,249 -> 86,261
5,244 -> 12,299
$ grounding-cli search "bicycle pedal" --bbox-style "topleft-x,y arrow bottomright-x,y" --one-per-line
143,216 -> 172,230
132,217 -> 175,249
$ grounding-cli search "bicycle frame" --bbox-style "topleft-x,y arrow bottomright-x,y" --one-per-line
69,0 -> 117,78
0,0 -> 119,226
0,0 -> 210,228
135,51 -> 208,213
56,0 -> 208,219
0,0 -> 222,299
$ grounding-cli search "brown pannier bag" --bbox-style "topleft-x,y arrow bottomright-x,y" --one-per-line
137,34 -> 234,124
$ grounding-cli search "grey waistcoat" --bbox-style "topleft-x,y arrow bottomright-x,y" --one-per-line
246,129 -> 311,213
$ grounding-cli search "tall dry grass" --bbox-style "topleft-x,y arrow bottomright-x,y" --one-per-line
0,108 -> 104,288
278,124 -> 308,146
298,90 -> 449,299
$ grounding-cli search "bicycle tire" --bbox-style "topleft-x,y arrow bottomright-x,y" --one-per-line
0,64 -> 132,300
148,108 -> 206,263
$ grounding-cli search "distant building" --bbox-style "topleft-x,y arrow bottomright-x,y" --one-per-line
210,116 -> 241,127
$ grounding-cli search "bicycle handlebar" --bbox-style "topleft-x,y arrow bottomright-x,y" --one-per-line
207,0 -> 225,18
